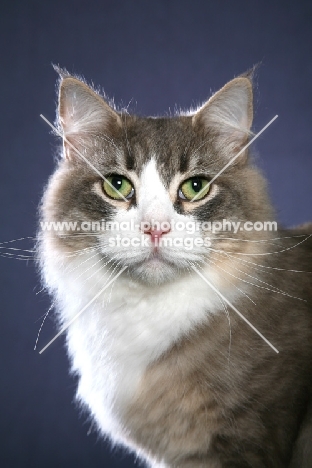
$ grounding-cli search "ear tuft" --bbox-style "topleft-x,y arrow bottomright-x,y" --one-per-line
52,64 -> 70,80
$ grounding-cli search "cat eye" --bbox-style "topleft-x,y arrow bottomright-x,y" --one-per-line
179,177 -> 210,201
103,175 -> 134,200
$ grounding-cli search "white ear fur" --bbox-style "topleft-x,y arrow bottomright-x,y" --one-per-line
58,77 -> 121,158
192,77 -> 253,157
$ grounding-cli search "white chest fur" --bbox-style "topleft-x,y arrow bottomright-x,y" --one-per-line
43,251 -> 231,439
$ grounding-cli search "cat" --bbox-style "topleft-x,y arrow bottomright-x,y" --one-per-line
38,68 -> 312,467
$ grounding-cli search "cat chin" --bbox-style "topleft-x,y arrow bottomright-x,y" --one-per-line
128,258 -> 181,285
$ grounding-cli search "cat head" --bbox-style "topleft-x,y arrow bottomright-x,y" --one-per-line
40,71 -> 273,285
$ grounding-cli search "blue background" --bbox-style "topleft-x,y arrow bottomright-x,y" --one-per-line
1,1 -> 311,467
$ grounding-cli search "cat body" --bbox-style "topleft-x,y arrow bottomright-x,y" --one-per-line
39,71 -> 312,467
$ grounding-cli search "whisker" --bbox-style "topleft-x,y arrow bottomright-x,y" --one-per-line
0,236 -> 36,245
34,302 -> 55,350
97,133 -> 123,157
63,251 -> 101,275
0,246 -> 35,253
0,253 -> 34,260
208,234 -> 309,243
212,250 -> 306,302
202,256 -> 257,306
208,234 -> 312,257
214,248 -> 312,274
122,112 -> 133,160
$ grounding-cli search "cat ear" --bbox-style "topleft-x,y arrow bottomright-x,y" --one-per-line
58,76 -> 122,159
192,77 -> 253,160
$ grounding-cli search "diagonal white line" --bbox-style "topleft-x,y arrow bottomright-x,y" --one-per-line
191,265 -> 279,353
39,265 -> 128,354
40,114 -> 128,202
191,115 -> 278,202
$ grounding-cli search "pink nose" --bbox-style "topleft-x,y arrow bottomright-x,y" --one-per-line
143,227 -> 170,244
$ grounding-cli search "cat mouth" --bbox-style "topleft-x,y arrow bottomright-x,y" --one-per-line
146,248 -> 166,263
124,240 -> 201,271
134,247 -> 175,269
129,250 -> 181,285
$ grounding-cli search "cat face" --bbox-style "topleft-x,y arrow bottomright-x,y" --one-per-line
41,73 -> 273,285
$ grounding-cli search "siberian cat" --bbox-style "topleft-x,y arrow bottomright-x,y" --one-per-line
39,69 -> 312,467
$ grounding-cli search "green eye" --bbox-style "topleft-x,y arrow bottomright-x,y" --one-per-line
103,175 -> 134,200
179,177 -> 210,201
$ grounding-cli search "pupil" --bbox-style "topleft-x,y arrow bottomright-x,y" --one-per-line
192,179 -> 202,193
112,177 -> 122,190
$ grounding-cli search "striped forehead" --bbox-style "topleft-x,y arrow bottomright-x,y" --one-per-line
121,117 -> 196,179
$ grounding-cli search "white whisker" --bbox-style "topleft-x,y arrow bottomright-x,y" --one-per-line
34,302 -> 55,350
211,250 -> 306,302
202,257 -> 257,306
39,265 -> 128,354
210,234 -> 312,256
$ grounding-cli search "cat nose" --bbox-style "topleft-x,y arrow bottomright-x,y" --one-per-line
143,226 -> 171,244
